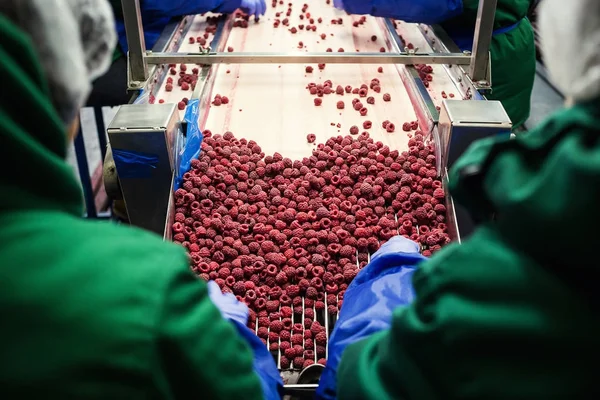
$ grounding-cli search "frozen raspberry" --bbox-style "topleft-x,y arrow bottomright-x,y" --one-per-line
291,334 -> 304,346
294,357 -> 305,368
306,287 -> 318,299
363,121 -> 372,129
337,101 -> 345,109
305,66 -> 313,73
307,133 -> 317,143
339,245 -> 355,258
257,327 -> 269,338
386,123 -> 395,133
270,320 -> 284,333
314,98 -> 322,106
284,347 -> 296,359
280,356 -> 291,369
287,285 -> 300,297
349,126 -> 359,135
315,331 -> 327,345
433,188 -> 445,199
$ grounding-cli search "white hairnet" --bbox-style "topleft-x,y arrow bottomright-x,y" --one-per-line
539,0 -> 600,103
0,0 -> 116,124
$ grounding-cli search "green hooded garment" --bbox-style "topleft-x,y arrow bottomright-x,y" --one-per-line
336,95 -> 600,398
442,0 -> 536,128
0,15 -> 263,399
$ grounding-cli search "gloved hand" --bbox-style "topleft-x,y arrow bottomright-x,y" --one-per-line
213,0 -> 266,19
207,280 -> 249,326
316,236 -> 426,400
333,0 -> 344,11
240,0 -> 267,18
208,281 -> 283,399
335,0 -> 462,25
231,320 -> 284,399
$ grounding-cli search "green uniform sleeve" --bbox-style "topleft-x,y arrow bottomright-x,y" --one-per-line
337,100 -> 600,399
156,268 -> 264,399
338,227 -> 598,399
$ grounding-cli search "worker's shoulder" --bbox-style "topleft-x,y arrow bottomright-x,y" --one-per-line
0,210 -> 190,298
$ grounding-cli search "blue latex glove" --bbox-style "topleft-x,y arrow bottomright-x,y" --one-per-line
339,0 -> 462,25
208,281 -> 284,399
207,280 -> 249,325
316,236 -> 426,400
333,0 -> 344,11
240,0 -> 267,18
232,320 -> 284,399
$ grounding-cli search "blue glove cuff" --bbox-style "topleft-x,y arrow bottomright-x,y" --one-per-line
231,320 -> 284,400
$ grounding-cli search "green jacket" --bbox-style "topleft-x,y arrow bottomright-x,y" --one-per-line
443,0 -> 536,128
0,15 -> 263,399
337,97 -> 600,399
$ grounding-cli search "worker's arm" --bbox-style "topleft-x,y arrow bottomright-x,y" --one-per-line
337,226 -> 589,399
316,236 -> 427,400
142,0 -> 265,18
156,266 -> 265,400
336,0 -> 463,25
336,102 -> 600,399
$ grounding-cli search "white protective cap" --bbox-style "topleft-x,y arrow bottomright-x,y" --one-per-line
0,0 -> 116,124
538,0 -> 600,103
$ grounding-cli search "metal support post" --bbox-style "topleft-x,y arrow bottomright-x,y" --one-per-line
121,0 -> 148,83
469,0 -> 497,83
74,127 -> 98,218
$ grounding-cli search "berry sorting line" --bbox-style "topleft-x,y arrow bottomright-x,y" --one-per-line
159,0 -> 460,384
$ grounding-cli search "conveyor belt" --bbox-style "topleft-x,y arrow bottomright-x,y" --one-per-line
154,0 -> 461,386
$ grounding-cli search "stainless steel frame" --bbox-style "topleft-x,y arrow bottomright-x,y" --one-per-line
145,51 -> 471,65
120,0 -> 498,89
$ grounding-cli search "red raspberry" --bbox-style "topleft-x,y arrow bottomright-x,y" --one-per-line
306,287 -> 318,299
315,331 -> 327,345
280,356 -> 291,369
433,188 -> 445,199
270,320 -> 284,333
339,245 -> 355,258
280,306 -> 293,318
337,101 -> 345,109
232,281 -> 246,296
303,359 -> 315,369
281,320 -> 293,332
294,357 -> 305,368
383,93 -> 391,101
343,268 -> 357,282
291,334 -> 304,346
284,348 -> 296,359
266,300 -> 280,312
287,285 -> 300,297
257,327 -> 269,338
280,341 -> 291,351
360,182 -> 373,195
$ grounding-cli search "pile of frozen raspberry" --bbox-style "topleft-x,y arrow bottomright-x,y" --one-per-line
172,130 -> 450,369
